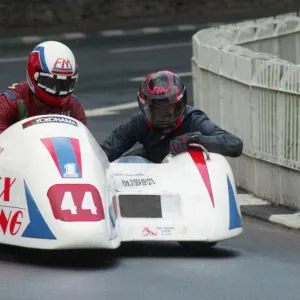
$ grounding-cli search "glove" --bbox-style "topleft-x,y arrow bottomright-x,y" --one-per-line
169,132 -> 202,155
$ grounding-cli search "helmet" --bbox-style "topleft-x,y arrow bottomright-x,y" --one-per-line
27,41 -> 79,107
137,70 -> 187,134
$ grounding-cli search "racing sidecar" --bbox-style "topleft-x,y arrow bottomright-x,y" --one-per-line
0,114 -> 242,250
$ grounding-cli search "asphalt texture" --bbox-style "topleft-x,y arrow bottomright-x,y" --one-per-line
0,31 -> 300,300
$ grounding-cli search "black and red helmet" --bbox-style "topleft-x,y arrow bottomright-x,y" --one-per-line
137,70 -> 187,134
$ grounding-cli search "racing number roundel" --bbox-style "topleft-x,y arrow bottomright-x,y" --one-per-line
47,184 -> 105,222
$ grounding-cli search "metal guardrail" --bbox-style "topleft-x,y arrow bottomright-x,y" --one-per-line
192,12 -> 300,170
192,12 -> 300,209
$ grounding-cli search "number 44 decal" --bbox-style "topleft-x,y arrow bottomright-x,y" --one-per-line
47,184 -> 105,222
61,191 -> 97,215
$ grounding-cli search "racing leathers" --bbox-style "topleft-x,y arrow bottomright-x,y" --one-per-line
0,81 -> 86,133
100,105 -> 243,163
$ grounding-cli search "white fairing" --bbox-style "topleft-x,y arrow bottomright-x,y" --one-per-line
0,114 -> 242,249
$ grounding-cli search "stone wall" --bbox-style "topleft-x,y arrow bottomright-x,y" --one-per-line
1,0 -> 300,35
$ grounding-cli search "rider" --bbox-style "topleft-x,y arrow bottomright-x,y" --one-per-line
0,40 -> 86,134
100,70 -> 243,163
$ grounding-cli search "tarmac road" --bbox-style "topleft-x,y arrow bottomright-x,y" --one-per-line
0,31 -> 300,300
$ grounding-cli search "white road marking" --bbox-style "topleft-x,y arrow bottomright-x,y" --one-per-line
63,32 -> 86,39
237,193 -> 300,230
100,29 -> 125,37
85,101 -> 138,117
177,25 -> 196,31
129,71 -> 192,82
237,194 -> 270,206
21,35 -> 43,43
269,213 -> 300,229
0,56 -> 28,63
108,42 -> 191,53
140,27 -> 162,34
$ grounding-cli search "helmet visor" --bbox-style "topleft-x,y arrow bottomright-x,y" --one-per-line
143,101 -> 185,125
35,72 -> 78,96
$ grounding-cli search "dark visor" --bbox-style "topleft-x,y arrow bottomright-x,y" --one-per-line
35,72 -> 77,96
143,101 -> 185,125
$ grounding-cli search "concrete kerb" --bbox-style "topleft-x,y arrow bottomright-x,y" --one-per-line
0,23 -> 222,46
237,193 -> 300,231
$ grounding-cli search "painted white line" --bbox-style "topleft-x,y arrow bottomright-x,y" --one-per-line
237,193 -> 300,230
100,30 -> 125,37
63,32 -> 86,39
85,101 -> 138,117
140,27 -> 162,34
269,213 -> 300,229
86,110 -> 119,117
108,42 -> 191,53
0,56 -> 28,63
177,25 -> 196,31
237,194 -> 270,206
21,36 -> 43,43
129,71 -> 192,82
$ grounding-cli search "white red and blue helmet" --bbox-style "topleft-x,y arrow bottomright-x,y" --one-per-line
27,41 -> 79,106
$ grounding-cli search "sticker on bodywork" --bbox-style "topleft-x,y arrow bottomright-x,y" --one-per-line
47,184 -> 105,222
115,175 -> 156,191
41,137 -> 83,179
22,116 -> 77,129
0,177 -> 28,238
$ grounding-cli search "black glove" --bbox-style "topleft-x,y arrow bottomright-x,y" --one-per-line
169,132 -> 202,155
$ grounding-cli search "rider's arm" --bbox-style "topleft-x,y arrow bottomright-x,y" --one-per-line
100,113 -> 147,162
0,94 -> 18,134
189,110 -> 243,157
